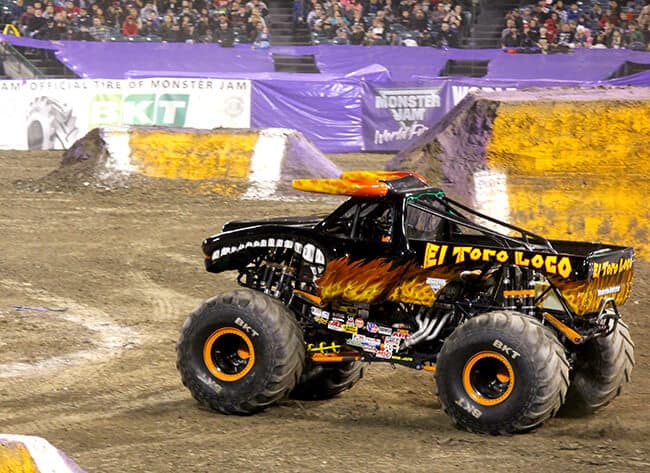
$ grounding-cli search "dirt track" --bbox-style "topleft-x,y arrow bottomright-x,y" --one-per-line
1,151 -> 648,473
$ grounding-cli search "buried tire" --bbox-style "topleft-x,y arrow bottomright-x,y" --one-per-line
435,311 -> 569,434
176,288 -> 305,415
560,320 -> 634,417
290,360 -> 364,400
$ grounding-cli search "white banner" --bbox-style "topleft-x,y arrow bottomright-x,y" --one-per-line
0,77 -> 251,150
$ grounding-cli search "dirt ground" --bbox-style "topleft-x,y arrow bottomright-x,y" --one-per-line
0,150 -> 648,473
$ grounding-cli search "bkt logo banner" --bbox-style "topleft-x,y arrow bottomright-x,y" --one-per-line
90,94 -> 190,127
361,82 -> 453,152
0,78 -> 251,150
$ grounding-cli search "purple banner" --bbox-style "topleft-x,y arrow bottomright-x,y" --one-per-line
252,78 -> 363,153
361,81 -> 452,151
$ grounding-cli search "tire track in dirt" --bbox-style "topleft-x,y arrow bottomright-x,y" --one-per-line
0,279 -> 140,379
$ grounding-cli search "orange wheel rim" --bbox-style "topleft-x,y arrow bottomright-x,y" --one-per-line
462,351 -> 515,406
203,327 -> 255,382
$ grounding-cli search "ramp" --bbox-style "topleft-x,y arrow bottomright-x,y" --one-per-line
59,127 -> 340,198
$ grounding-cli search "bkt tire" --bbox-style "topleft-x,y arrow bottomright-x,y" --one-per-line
26,96 -> 79,150
290,360 -> 364,400
176,288 -> 305,415
560,320 -> 634,417
435,311 -> 569,434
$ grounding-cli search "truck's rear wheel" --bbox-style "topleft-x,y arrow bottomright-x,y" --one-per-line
560,320 -> 634,417
177,288 -> 305,414
290,360 -> 364,400
435,311 -> 569,434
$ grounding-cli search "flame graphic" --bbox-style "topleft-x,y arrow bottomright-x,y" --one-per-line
388,265 -> 463,305
317,257 -> 407,303
551,270 -> 633,316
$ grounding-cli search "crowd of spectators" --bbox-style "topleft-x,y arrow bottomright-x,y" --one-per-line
0,0 -> 274,46
501,1 -> 650,52
300,0 -> 477,47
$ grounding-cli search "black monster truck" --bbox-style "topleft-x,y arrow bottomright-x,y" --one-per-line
177,171 -> 635,434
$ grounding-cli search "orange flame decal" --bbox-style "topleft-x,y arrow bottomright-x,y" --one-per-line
317,257 -> 407,303
550,269 -> 633,316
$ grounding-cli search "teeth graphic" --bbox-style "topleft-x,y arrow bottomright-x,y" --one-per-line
253,240 -> 260,247
294,242 -> 303,253
315,250 -> 325,265
212,249 -> 221,260
230,246 -> 237,253
276,239 -> 284,247
261,239 -> 267,247
268,238 -> 275,246
222,247 -> 230,255
245,242 -> 252,248
284,240 -> 293,249
238,244 -> 245,250
303,244 -> 315,262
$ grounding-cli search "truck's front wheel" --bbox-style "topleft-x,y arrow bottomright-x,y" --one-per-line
177,288 -> 305,415
435,311 -> 569,434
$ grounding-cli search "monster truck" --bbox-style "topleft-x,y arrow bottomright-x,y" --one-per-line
177,171 -> 635,434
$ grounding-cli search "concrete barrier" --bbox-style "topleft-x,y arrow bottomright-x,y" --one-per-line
61,127 -> 341,198
0,435 -> 85,472
388,87 -> 650,259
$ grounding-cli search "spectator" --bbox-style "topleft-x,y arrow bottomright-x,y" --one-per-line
626,22 -> 645,49
418,27 -> 435,46
501,18 -> 515,43
231,5 -> 249,32
592,31 -> 608,48
398,9 -> 411,29
64,0 -> 80,22
520,21 -> 538,47
566,2 -> 581,23
195,13 -> 213,41
573,25 -> 592,48
332,26 -> 350,44
366,19 -> 387,44
307,3 -> 322,29
28,7 -> 48,37
410,8 -> 428,33
556,22 -> 574,47
10,0 -> 27,24
608,28 -> 625,48
437,21 -> 458,47
159,14 -> 176,40
349,22 -> 365,44
543,17 -> 557,43
253,23 -> 271,48
122,14 -> 139,36
89,16 -> 112,41
214,20 -> 235,45
74,23 -> 94,40
19,4 -> 35,35
431,2 -> 447,24
77,6 -> 92,28
589,3 -> 603,30
501,25 -> 519,48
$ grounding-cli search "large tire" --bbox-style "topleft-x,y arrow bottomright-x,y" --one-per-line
435,311 -> 569,434
26,96 -> 79,150
176,288 -> 305,415
560,320 -> 634,417
290,360 -> 364,400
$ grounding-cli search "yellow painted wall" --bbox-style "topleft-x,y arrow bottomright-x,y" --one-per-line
487,100 -> 650,259
0,442 -> 39,473
128,130 -> 258,181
